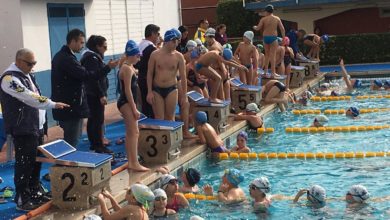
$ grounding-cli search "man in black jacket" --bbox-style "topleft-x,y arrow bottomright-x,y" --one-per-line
0,48 -> 68,211
81,35 -> 117,154
51,29 -> 117,147
136,24 -> 160,118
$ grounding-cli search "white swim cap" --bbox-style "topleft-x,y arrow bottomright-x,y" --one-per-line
186,40 -> 197,49
83,214 -> 102,220
153,188 -> 167,199
204,28 -> 216,37
348,185 -> 370,202
308,185 -> 326,203
195,38 -> 203,46
243,31 -> 254,42
316,115 -> 329,122
190,215 -> 205,220
251,176 -> 270,194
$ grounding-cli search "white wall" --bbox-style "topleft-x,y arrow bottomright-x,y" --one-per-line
0,0 -> 23,72
20,0 -> 93,72
154,0 -> 180,34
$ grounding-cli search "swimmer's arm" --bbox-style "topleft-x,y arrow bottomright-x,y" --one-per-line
197,126 -> 206,144
223,60 -> 247,72
177,193 -> 190,208
100,201 -> 131,220
234,114 -> 249,121
293,189 -> 307,203
234,43 -> 241,59
178,54 -> 187,94
340,59 -> 353,89
122,67 -> 137,113
277,18 -> 286,38
147,52 -> 157,94
253,18 -> 263,32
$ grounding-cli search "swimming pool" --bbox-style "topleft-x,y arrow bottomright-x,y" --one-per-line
179,83 -> 390,219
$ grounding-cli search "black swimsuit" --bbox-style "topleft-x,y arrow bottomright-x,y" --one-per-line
152,85 -> 177,99
117,74 -> 137,109
284,47 -> 292,66
152,209 -> 168,219
188,69 -> 206,90
304,35 -> 314,42
274,81 -> 286,92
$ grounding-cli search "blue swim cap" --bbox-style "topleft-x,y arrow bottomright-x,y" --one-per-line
331,90 -> 339,96
195,111 -> 207,124
321,34 -> 329,43
125,40 -> 140,56
384,80 -> 390,87
349,107 -> 360,117
191,49 -> 200,59
374,79 -> 383,87
353,79 -> 362,88
222,48 -> 233,60
164,29 -> 179,42
237,131 -> 248,141
224,169 -> 244,187
171,28 -> 181,39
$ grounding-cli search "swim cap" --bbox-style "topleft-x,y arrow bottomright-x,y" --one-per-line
384,80 -> 390,88
195,38 -> 203,46
331,90 -> 339,96
186,40 -> 197,49
353,79 -> 362,88
160,174 -> 177,188
256,44 -> 264,52
130,184 -> 155,208
223,43 -> 232,50
282,36 -> 290,46
321,34 -> 329,43
224,168 -> 244,187
265,4 -> 274,13
316,115 -> 329,122
320,83 -> 330,89
171,28 -> 181,39
243,31 -> 254,42
200,45 -> 208,54
237,131 -> 248,141
305,90 -> 313,99
153,188 -> 167,199
246,103 -> 260,113
164,29 -> 179,42
348,185 -> 370,202
185,168 -> 201,187
222,48 -> 233,60
84,214 -> 102,220
374,79 -> 383,87
190,216 -> 205,220
204,28 -> 216,37
195,111 -> 208,124
125,40 -> 140,56
191,49 -> 200,59
251,177 -> 270,194
308,185 -> 326,203
348,107 -> 360,117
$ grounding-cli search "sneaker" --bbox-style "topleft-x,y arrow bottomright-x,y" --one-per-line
16,200 -> 41,211
95,147 -> 113,154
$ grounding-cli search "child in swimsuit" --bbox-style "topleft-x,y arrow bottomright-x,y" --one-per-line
302,33 -> 329,60
179,168 -> 201,193
231,131 -> 251,153
282,37 -> 294,89
234,31 -> 258,85
233,103 -> 265,131
150,189 -> 176,219
261,80 -> 288,112
160,174 -> 189,212
293,185 -> 326,208
249,177 -> 272,213
253,4 -> 285,78
195,111 -> 230,155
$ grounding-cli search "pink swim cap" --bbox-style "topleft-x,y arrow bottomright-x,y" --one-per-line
283,36 -> 290,46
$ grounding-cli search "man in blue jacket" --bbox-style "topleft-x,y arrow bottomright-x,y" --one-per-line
51,29 -> 117,147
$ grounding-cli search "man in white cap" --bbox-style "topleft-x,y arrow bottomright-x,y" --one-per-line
249,177 -> 272,212
346,185 -> 370,205
233,103 -> 264,131
234,31 -> 258,85
293,185 -> 326,208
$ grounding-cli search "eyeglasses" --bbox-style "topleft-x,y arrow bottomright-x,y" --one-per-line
21,59 -> 37,67
155,196 -> 167,201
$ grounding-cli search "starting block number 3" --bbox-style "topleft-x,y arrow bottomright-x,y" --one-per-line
141,129 -> 181,159
146,134 -> 178,157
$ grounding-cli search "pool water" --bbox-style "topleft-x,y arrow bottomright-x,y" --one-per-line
179,83 -> 390,219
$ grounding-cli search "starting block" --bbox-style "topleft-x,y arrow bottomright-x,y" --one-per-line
261,75 -> 287,86
230,78 -> 262,112
298,60 -> 320,79
188,91 -> 230,133
289,66 -> 305,88
138,116 -> 183,164
37,140 -> 112,210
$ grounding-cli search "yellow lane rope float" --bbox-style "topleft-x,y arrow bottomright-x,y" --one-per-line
219,152 -> 389,160
285,125 -> 390,133
293,108 -> 390,115
356,95 -> 390,100
184,193 -> 216,200
257,127 -> 275,134
310,96 -> 352,102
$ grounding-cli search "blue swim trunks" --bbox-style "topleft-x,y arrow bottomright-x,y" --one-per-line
195,63 -> 203,72
263,36 -> 278,45
211,146 -> 227,153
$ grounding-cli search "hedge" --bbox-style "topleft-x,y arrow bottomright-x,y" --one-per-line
217,0 -> 390,65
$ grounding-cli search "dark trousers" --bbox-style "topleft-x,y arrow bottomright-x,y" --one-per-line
59,119 -> 83,147
13,133 -> 43,201
138,77 -> 154,118
87,96 -> 104,149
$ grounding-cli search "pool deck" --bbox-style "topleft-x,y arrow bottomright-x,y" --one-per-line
31,74 -> 324,220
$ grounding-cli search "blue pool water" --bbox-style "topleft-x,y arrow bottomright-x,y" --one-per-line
180,84 -> 390,219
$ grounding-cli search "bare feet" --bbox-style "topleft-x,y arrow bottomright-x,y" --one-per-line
103,137 -> 111,146
183,131 -> 198,139
127,164 -> 150,172
156,166 -> 170,174
209,98 -> 223,104
272,73 -> 281,78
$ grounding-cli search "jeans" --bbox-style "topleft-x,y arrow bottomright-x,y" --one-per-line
59,119 -> 83,147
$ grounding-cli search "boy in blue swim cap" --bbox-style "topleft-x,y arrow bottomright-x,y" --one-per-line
346,106 -> 360,118
340,58 -> 362,91
371,79 -> 383,90
204,168 -> 246,204
195,111 -> 230,154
